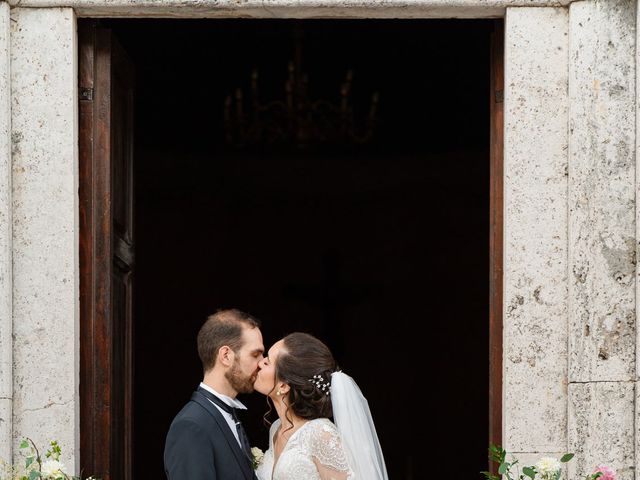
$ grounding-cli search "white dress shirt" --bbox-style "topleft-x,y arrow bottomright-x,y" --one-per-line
199,382 -> 247,447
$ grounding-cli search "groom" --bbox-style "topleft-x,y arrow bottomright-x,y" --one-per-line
164,309 -> 264,479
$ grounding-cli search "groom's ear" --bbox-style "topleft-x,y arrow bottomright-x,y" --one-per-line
218,345 -> 234,367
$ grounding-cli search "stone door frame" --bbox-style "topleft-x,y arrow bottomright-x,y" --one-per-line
4,0 -> 638,478
75,13 -> 503,479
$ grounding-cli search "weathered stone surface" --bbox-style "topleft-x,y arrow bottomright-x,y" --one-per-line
12,401 -> 76,469
0,0 -> 11,465
568,382 -> 635,480
0,399 -> 11,463
568,0 -> 636,383
637,0 -> 640,385
636,4 -> 640,477
503,7 -> 569,453
637,381 -> 640,479
10,7 -> 78,469
4,0 -> 574,19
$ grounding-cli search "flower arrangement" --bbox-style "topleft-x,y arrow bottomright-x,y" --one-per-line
251,447 -> 264,470
481,444 -> 616,480
0,438 -> 99,480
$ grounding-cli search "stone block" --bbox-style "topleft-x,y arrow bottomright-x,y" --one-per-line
4,0 -> 576,19
503,7 -> 569,453
568,0 -> 636,383
0,0 -> 11,465
568,382 -> 635,480
10,7 -> 78,469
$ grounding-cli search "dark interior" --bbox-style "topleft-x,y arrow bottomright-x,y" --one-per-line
106,18 -> 492,479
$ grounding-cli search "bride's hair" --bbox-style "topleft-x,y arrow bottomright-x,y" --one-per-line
266,332 -> 338,431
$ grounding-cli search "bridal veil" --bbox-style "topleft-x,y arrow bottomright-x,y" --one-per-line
330,371 -> 389,480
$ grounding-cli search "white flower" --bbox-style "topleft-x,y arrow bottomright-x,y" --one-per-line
41,459 -> 65,479
251,446 -> 265,469
536,457 -> 561,477
251,447 -> 264,465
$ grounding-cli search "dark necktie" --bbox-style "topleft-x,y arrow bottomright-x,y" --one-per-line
198,387 -> 253,462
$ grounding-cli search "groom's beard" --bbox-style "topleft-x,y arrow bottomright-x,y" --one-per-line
226,360 -> 256,394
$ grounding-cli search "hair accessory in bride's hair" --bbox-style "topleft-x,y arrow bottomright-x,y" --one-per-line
308,374 -> 331,395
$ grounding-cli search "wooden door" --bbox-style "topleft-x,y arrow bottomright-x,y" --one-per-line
79,21 -> 135,480
489,18 -> 504,468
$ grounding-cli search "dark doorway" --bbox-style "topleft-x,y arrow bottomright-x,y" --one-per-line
100,18 -> 493,479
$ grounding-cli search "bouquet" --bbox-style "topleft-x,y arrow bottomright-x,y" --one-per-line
0,438 -> 99,480
481,444 -> 616,480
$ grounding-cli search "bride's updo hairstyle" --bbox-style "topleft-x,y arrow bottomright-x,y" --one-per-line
274,332 -> 338,424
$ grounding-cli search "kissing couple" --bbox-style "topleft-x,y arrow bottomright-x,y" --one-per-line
164,308 -> 388,480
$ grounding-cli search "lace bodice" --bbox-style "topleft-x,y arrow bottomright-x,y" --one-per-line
255,418 -> 353,480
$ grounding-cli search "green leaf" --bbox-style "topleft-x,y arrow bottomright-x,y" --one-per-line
561,453 -> 574,463
499,463 -> 509,475
29,470 -> 40,480
20,440 -> 29,449
523,466 -> 536,479
26,456 -> 34,468
488,445 -> 498,457
489,444 -> 507,463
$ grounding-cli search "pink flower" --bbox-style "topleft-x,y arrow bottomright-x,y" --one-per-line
593,465 -> 616,480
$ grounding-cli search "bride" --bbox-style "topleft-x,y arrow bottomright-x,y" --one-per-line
253,332 -> 388,480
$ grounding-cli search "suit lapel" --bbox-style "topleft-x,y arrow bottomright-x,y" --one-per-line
190,391 -> 255,480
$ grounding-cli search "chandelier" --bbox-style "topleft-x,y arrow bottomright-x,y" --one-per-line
223,28 -> 380,149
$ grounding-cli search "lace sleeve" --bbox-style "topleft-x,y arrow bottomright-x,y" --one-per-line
309,420 -> 353,480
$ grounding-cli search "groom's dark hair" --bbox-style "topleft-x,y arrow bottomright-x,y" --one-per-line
198,308 -> 261,372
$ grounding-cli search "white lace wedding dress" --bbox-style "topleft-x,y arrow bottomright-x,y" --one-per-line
255,418 -> 354,480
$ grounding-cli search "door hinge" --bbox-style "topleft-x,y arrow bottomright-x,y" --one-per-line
79,87 -> 94,101
495,90 -> 504,103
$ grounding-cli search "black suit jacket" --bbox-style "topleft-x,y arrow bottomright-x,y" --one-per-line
164,390 -> 257,480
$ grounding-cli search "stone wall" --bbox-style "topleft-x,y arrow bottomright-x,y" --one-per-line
568,1 -> 637,478
0,0 -> 12,465
9,6 -> 79,470
503,2 -> 638,478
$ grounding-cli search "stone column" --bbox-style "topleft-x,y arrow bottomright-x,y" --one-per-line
503,5 -> 569,461
10,7 -> 79,470
0,0 -> 12,465
567,1 -> 636,479
637,0 -> 640,476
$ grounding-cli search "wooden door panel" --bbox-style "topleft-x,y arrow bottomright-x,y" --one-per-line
79,20 -> 135,480
489,18 -> 504,470
112,265 -> 133,480
111,43 -> 134,244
